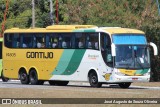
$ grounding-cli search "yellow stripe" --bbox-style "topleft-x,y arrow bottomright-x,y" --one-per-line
119,69 -> 136,76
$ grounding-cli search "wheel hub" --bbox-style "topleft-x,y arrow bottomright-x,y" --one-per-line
91,76 -> 97,83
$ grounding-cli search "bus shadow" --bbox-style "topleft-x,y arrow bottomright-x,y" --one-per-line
0,80 -> 147,89
65,84 -> 147,89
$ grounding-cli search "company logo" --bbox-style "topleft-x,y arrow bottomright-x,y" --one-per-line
26,52 -> 54,59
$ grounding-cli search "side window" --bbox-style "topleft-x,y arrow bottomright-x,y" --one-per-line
75,33 -> 85,49
4,33 -> 20,48
62,33 -> 72,48
12,34 -> 20,48
48,33 -> 59,48
4,33 -> 12,48
22,34 -> 33,48
35,34 -> 45,48
86,33 -> 99,50
48,33 -> 72,49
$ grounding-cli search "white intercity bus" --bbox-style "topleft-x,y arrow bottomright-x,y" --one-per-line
3,25 -> 158,88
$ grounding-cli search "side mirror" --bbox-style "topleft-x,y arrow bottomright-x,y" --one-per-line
111,43 -> 116,56
149,42 -> 158,56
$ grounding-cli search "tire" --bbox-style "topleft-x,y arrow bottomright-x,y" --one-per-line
29,69 -> 39,85
119,82 -> 131,88
49,80 -> 69,86
89,72 -> 102,88
1,71 -> 9,82
19,71 -> 29,84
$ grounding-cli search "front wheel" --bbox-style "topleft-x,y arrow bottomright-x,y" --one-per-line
89,72 -> 102,88
119,82 -> 131,88
1,71 -> 9,82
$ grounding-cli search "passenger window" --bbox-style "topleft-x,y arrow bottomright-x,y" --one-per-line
22,34 -> 33,48
4,34 -> 13,48
5,33 -> 21,48
62,33 -> 72,48
86,33 -> 99,50
12,34 -> 20,48
75,33 -> 85,49
35,34 -> 45,48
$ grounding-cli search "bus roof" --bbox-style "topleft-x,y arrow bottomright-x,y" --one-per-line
100,27 -> 145,35
4,25 -> 98,33
4,25 -> 145,35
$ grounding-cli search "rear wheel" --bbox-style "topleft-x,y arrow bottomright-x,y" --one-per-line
1,71 -> 9,82
19,71 -> 29,84
29,69 -> 43,85
89,72 -> 102,88
119,82 -> 131,88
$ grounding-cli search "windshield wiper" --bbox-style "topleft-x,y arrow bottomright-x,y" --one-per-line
135,58 -> 144,70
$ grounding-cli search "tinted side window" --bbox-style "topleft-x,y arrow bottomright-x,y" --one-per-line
61,33 -> 72,48
21,34 -> 33,48
5,34 -> 12,48
75,33 -> 85,49
46,33 -> 72,49
86,33 -> 99,50
34,34 -> 45,48
4,33 -> 21,48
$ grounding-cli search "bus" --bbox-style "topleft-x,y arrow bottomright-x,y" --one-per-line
2,25 -> 158,88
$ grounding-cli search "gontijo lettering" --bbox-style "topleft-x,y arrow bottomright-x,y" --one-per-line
26,52 -> 54,59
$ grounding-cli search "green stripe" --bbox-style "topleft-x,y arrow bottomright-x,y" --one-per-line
84,29 -> 95,32
52,50 -> 75,75
135,69 -> 149,75
73,29 -> 84,32
73,29 -> 95,32
61,50 -> 86,75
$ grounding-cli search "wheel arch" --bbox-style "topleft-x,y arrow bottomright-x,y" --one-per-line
87,68 -> 100,82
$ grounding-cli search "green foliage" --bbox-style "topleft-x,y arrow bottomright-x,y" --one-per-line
0,0 -> 160,81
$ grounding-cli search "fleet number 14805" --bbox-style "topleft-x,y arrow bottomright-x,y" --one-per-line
6,53 -> 16,57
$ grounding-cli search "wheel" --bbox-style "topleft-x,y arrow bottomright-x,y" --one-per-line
19,71 -> 29,84
1,71 -> 9,82
119,82 -> 131,88
29,69 -> 39,85
49,80 -> 69,86
89,72 -> 102,88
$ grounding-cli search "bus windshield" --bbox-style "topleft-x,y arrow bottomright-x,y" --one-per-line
115,45 -> 150,69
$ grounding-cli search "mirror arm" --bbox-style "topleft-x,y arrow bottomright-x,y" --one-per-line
149,42 -> 158,56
